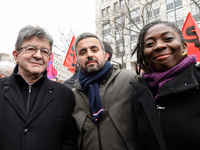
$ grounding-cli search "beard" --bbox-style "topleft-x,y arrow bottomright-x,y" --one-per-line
85,63 -> 101,76
79,58 -> 105,76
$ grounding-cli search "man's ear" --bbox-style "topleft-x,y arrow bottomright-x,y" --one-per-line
13,50 -> 19,64
105,52 -> 110,61
49,54 -> 51,61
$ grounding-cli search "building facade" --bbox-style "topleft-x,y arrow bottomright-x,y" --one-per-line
53,52 -> 73,82
96,0 -> 200,69
0,53 -> 15,64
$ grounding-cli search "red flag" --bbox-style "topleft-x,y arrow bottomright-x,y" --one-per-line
47,53 -> 58,79
182,12 -> 200,62
63,35 -> 77,73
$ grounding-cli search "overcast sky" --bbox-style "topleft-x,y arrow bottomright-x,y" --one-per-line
0,0 -> 96,54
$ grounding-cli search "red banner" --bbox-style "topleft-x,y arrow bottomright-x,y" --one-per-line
47,53 -> 58,79
63,35 -> 76,73
182,12 -> 200,62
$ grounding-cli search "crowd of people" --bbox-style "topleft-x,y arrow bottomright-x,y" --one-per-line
0,20 -> 199,150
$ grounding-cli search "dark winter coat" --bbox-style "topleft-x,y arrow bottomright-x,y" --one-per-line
0,66 -> 77,150
63,70 -> 78,89
131,64 -> 200,150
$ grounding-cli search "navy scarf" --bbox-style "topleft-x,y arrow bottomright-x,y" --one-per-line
78,61 -> 111,123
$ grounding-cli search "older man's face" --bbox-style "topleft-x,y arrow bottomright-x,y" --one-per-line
13,36 -> 51,80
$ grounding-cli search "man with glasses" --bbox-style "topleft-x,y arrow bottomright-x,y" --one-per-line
0,25 -> 77,150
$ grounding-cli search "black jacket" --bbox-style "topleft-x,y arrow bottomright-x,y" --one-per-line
131,64 -> 200,150
0,66 -> 77,150
63,70 -> 78,89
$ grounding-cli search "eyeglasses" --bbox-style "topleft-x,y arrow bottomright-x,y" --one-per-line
20,45 -> 51,56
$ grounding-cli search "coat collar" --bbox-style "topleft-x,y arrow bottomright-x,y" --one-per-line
131,80 -> 167,150
73,66 -> 121,110
74,66 -> 120,91
157,64 -> 199,99
3,69 -> 54,124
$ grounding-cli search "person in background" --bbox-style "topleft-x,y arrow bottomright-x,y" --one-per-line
0,61 -> 15,78
103,41 -> 113,61
63,65 -> 79,89
131,20 -> 200,150
72,32 -> 137,150
0,25 -> 77,150
63,41 -> 113,89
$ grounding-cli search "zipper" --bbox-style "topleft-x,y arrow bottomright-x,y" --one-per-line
147,89 -> 165,119
26,85 -> 32,116
156,105 -> 165,119
96,122 -> 102,150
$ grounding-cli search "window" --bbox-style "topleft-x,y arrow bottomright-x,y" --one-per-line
130,24 -> 141,51
166,0 -> 182,10
175,0 -> 182,7
190,0 -> 200,28
102,23 -> 111,43
166,0 -> 184,28
102,9 -> 106,17
130,25 -> 140,42
115,16 -> 125,56
175,8 -> 184,27
114,2 -> 118,12
167,11 -> 175,22
103,23 -> 110,36
145,0 -> 160,24
166,1 -> 173,10
130,7 -> 140,23
120,0 -> 124,9
128,0 -> 134,5
115,16 -> 124,30
107,6 -> 110,15
129,7 -> 141,51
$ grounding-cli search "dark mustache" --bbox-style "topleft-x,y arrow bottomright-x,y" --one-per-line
85,58 -> 98,66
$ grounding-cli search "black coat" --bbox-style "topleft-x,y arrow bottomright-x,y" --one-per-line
63,71 -> 78,89
131,64 -> 200,150
0,71 -> 77,150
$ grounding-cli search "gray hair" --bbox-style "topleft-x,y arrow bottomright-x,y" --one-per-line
0,61 -> 15,77
15,25 -> 53,51
74,32 -> 105,55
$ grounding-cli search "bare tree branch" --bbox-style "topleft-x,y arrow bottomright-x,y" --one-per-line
191,0 -> 200,10
54,27 -> 74,53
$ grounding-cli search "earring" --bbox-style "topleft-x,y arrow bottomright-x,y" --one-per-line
182,52 -> 187,59
143,61 -> 149,71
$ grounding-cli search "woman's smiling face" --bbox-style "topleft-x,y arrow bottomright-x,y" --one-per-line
144,23 -> 187,72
